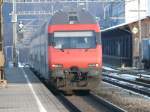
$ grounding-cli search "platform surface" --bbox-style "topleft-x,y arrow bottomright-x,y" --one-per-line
0,67 -> 68,112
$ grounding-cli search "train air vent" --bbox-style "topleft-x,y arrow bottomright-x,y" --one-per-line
68,12 -> 78,24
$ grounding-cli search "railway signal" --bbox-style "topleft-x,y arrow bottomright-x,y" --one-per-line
11,0 -> 18,67
18,21 -> 24,33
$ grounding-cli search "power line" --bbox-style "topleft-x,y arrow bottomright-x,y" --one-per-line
4,0 -> 135,3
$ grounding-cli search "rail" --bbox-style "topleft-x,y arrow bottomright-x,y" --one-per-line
89,93 -> 127,112
103,74 -> 150,97
30,67 -> 126,112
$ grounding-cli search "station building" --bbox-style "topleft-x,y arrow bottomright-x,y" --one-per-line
101,0 -> 150,29
102,17 -> 150,68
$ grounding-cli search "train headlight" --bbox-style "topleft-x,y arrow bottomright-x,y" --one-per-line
88,64 -> 99,67
52,64 -> 63,68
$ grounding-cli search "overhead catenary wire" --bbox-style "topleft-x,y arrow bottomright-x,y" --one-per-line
5,0 -> 137,46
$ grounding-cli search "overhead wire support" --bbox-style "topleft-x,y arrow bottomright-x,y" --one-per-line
5,0 -> 131,16
16,11 -> 52,16
138,0 -> 142,69
4,0 -> 136,46
4,0 -> 136,3
12,0 -> 18,67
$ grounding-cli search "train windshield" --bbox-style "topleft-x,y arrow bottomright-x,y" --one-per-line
53,31 -> 96,49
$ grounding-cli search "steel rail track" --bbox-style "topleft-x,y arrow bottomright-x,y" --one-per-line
103,76 -> 150,97
102,67 -> 150,79
28,68 -> 126,112
102,73 -> 150,88
88,93 -> 127,112
39,80 -> 82,112
64,92 -> 126,112
26,68 -> 82,112
56,93 -> 82,112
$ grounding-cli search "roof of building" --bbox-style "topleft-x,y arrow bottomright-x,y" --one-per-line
101,16 -> 150,32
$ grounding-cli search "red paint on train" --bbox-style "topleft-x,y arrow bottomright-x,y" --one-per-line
48,24 -> 100,33
48,45 -> 102,70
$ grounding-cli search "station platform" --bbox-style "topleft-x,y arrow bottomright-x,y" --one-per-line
0,67 -> 68,112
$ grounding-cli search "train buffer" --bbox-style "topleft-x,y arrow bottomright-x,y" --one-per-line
0,67 -> 68,112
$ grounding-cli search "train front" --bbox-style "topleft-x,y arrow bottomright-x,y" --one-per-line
48,10 -> 102,91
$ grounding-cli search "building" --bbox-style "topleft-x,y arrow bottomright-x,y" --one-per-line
102,17 -> 150,68
125,0 -> 150,23
100,0 -> 125,29
101,0 -> 150,29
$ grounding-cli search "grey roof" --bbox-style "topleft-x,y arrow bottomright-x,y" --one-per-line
102,16 -> 150,32
49,9 -> 97,25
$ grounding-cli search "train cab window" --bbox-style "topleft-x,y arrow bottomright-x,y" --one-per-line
52,31 -> 96,49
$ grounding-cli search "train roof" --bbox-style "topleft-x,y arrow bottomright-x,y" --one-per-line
49,9 -> 97,25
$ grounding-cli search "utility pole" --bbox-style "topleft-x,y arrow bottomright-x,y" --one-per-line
0,0 -> 3,51
138,0 -> 142,68
86,0 -> 88,10
51,0 -> 54,15
12,0 -> 18,67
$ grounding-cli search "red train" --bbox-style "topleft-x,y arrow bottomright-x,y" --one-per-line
29,9 -> 102,92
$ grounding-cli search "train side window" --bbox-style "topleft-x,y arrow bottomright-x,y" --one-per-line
69,16 -> 78,21
0,44 -> 2,51
48,34 -> 53,45
96,33 -> 101,44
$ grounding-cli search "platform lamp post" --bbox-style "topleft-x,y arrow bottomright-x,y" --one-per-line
12,0 -> 18,67
138,0 -> 142,69
132,0 -> 142,69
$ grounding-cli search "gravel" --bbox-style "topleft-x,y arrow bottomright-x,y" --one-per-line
94,82 -> 150,112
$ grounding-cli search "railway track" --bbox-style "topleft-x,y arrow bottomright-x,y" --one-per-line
58,92 -> 126,112
103,66 -> 150,80
102,66 -> 150,86
103,73 -> 150,88
28,68 -> 126,112
102,70 -> 150,97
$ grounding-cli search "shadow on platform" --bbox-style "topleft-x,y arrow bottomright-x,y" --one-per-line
4,67 -> 40,84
